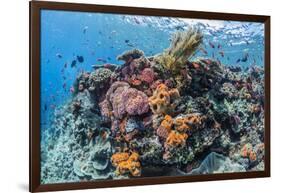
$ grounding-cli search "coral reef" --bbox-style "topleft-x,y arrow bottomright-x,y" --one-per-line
41,27 -> 265,183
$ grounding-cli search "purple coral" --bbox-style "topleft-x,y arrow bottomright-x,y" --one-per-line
139,68 -> 155,84
122,88 -> 149,116
102,81 -> 149,119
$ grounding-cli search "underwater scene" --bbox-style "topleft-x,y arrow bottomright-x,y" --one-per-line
40,10 -> 265,184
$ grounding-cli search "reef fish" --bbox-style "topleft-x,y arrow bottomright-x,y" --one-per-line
56,53 -> 62,58
97,58 -> 107,63
199,47 -> 208,55
71,60 -> 77,68
83,26 -> 88,34
241,53 -> 249,62
77,55 -> 84,63
209,41 -> 215,49
219,51 -> 224,57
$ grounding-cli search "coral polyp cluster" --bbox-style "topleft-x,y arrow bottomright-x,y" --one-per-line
41,26 -> 265,183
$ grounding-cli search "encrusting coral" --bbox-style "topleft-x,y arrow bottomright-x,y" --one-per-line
111,152 -> 141,177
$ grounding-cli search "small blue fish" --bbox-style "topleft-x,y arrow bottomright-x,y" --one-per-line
241,53 -> 249,62
77,55 -> 84,63
56,53 -> 62,58
71,60 -> 77,68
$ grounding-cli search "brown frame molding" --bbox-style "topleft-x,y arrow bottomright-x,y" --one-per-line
29,1 -> 270,192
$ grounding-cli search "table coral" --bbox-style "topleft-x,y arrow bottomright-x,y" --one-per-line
148,83 -> 180,114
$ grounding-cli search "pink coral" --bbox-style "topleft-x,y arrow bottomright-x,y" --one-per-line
122,88 -> 149,116
139,68 -> 155,84
101,81 -> 149,119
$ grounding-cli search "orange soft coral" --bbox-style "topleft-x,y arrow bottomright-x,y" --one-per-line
148,84 -> 179,114
160,115 -> 173,132
166,130 -> 188,147
111,152 -> 141,177
111,152 -> 130,167
156,115 -> 174,139
174,114 -> 202,132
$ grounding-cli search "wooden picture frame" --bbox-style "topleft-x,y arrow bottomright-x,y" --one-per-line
30,1 -> 270,192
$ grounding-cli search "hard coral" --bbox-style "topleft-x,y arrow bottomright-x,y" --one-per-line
166,130 -> 188,147
88,68 -> 112,92
111,152 -> 141,177
148,84 -> 180,114
117,49 -> 144,63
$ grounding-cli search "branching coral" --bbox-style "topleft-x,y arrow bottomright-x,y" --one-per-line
154,27 -> 203,72
148,84 -> 180,114
111,152 -> 141,177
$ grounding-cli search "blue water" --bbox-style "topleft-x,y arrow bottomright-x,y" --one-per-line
40,10 -> 264,130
